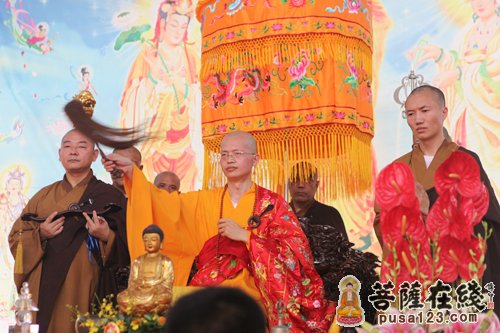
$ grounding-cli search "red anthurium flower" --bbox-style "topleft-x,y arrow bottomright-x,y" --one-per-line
438,236 -> 485,282
381,241 -> 432,288
434,151 -> 482,198
469,183 -> 489,225
381,245 -> 415,287
376,162 -> 418,211
381,247 -> 399,284
427,182 -> 489,241
381,206 -> 428,247
456,186 -> 489,229
401,241 -> 432,284
426,190 -> 475,241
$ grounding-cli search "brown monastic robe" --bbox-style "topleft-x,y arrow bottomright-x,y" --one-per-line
9,171 -> 128,333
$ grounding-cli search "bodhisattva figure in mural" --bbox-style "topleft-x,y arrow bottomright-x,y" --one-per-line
0,167 -> 29,269
120,0 -> 199,193
409,0 -> 500,196
0,167 -> 28,319
117,224 -> 174,316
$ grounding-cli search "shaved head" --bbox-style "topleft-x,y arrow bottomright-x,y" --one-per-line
289,161 -> 318,182
113,146 -> 142,167
61,129 -> 94,147
59,129 -> 98,174
154,171 -> 181,193
407,85 -> 446,109
221,131 -> 257,154
112,146 -> 142,190
220,131 -> 259,182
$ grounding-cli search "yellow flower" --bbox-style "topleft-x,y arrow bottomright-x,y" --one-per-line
124,305 -> 133,316
117,320 -> 126,331
131,318 -> 141,330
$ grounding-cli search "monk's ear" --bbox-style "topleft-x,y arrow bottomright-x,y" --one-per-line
253,153 -> 260,166
92,148 -> 99,162
442,106 -> 448,121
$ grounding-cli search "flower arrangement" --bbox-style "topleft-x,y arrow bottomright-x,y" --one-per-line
361,151 -> 498,332
71,296 -> 166,333
375,151 -> 489,290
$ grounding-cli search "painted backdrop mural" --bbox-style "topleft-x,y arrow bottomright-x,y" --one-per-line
119,0 -> 201,193
0,0 -> 498,322
0,0 -> 202,321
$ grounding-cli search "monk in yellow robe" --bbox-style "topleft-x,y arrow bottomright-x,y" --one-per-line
9,129 -> 128,333
104,131 -> 335,333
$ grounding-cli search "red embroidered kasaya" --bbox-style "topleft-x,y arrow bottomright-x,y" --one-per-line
190,185 -> 335,332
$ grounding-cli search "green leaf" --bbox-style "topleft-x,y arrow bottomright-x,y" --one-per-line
114,24 -> 151,51
301,77 -> 316,86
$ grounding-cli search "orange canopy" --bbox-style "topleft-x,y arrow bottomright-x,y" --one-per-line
197,0 -> 373,200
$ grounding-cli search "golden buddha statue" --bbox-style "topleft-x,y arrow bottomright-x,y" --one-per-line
336,276 -> 364,326
117,224 -> 174,316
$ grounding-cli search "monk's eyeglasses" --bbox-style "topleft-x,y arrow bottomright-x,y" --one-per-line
220,151 -> 255,161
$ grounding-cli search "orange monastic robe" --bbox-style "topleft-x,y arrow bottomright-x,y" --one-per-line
125,165 -> 260,300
